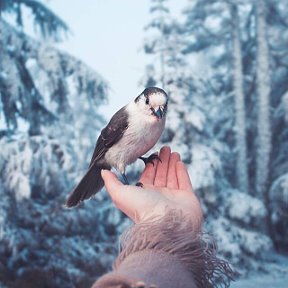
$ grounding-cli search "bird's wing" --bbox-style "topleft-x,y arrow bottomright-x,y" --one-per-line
89,106 -> 129,167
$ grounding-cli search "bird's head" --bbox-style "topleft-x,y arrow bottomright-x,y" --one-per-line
134,87 -> 168,120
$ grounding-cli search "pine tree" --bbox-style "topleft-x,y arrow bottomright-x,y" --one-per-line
0,0 -> 68,39
0,2 -> 116,287
262,0 -> 288,251
180,0 -> 278,268
143,0 -> 172,89
0,0 -> 69,135
183,0 -> 249,192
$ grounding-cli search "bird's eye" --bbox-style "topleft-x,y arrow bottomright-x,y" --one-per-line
145,97 -> 149,105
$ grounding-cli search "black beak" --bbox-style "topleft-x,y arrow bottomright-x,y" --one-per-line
152,107 -> 163,119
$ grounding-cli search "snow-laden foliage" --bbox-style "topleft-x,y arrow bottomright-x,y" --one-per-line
0,134 -> 130,287
189,144 -> 221,190
223,189 -> 267,225
0,0 -> 69,40
0,19 -> 107,136
208,216 -> 272,266
0,12 -> 125,287
142,0 -> 288,274
182,0 -> 288,249
0,135 -> 73,201
0,0 -> 287,286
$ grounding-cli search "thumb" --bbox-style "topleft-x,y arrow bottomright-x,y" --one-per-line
101,169 -> 124,201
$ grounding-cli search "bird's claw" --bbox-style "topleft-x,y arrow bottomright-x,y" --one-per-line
139,153 -> 161,166
136,182 -> 143,188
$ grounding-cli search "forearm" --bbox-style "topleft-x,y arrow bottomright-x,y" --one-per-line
92,210 -> 234,288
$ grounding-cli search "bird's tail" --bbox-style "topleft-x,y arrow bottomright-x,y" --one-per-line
66,162 -> 111,208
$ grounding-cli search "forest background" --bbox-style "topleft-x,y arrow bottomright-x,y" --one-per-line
0,0 -> 287,287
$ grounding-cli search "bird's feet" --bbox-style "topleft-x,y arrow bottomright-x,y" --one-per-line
136,182 -> 143,188
139,153 -> 161,166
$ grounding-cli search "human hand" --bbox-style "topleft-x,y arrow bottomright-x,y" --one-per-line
101,146 -> 203,230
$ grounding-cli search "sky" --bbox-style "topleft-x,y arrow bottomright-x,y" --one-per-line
45,0 -> 186,117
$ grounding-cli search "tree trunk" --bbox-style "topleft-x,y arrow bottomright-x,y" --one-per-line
230,3 -> 249,194
255,0 -> 272,199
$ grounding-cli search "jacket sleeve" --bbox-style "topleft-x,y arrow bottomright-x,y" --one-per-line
92,210 -> 235,288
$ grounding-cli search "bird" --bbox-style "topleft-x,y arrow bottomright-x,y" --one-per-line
66,87 -> 168,208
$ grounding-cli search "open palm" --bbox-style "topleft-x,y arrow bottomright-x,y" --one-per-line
101,146 -> 203,230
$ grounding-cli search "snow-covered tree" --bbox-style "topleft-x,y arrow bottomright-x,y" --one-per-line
142,0 -> 189,91
182,0 -> 252,194
183,0 -> 233,188
179,0 -> 283,270
0,135 -> 128,287
0,0 -> 71,135
142,0 -> 219,173
143,0 -> 170,88
255,0 -> 272,199
264,0 -> 288,251
0,0 -> 68,39
0,2 -> 122,287
230,2 -> 249,194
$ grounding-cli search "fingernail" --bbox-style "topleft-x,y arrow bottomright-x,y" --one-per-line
101,169 -> 107,176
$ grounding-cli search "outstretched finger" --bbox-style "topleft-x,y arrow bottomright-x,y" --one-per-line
176,161 -> 193,191
101,169 -> 124,202
167,152 -> 180,189
154,146 -> 171,187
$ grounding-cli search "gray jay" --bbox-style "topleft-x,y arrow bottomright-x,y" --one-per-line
66,87 -> 168,208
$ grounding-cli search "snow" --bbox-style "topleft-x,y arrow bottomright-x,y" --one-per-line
224,189 -> 267,224
0,138 -> 32,200
231,256 -> 288,288
189,144 -> 221,190
185,108 -> 206,131
209,216 -> 273,264
231,275 -> 288,288
1,0 -> 288,286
